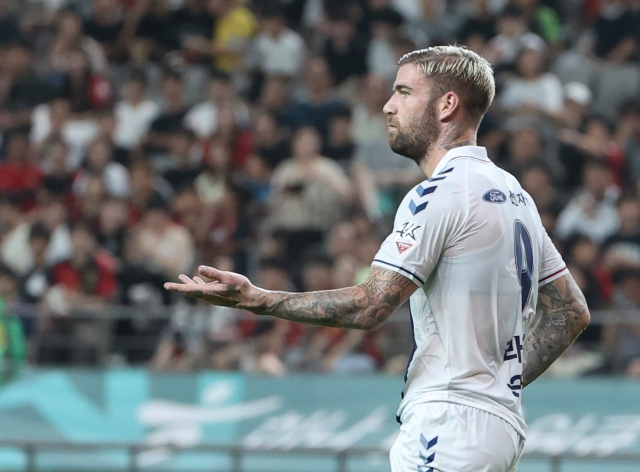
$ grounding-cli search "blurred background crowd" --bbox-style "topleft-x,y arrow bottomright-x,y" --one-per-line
0,0 -> 639,378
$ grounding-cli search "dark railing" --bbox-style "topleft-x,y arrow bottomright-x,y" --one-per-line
1,304 -> 636,368
0,440 -> 639,472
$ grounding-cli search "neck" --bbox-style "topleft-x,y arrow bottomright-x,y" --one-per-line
421,127 -> 477,178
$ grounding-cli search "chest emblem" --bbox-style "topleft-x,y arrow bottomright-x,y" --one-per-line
482,189 -> 507,203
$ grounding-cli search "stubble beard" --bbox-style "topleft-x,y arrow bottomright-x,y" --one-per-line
388,100 -> 440,167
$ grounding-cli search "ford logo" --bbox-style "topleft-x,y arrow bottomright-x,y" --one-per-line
483,189 -> 507,203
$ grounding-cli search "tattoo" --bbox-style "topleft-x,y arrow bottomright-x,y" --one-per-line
522,274 -> 590,387
437,122 -> 473,151
252,266 -> 417,330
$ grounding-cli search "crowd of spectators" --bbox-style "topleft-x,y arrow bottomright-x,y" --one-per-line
1,0 -> 640,377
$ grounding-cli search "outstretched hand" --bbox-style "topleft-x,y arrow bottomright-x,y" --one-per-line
164,266 -> 261,310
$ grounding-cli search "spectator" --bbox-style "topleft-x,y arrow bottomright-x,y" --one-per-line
484,6 -> 545,69
601,194 -> 640,271
247,6 -> 305,78
73,138 -> 131,199
409,0 -> 461,46
2,41 -> 56,129
519,162 -> 564,216
38,200 -> 73,269
289,57 -> 348,143
114,69 -> 161,149
184,72 -> 250,139
96,199 -> 129,260
556,159 -> 620,243
499,45 -> 564,116
457,0 -> 497,45
0,129 -> 43,211
250,111 -> 290,169
49,8 -> 108,75
194,140 -> 230,205
185,0 -> 258,73
300,254 -> 334,292
366,7 -> 405,82
0,1 -> 21,47
58,48 -> 113,113
83,0 -> 127,62
172,0 -> 214,54
17,223 -> 52,305
511,0 -> 563,46
499,125 -> 545,175
256,74 -> 297,131
615,100 -> 640,183
323,107 -> 356,166
30,98 -> 100,169
131,0 -> 181,62
128,160 -> 171,224
559,115 -> 625,191
47,222 -> 117,308
39,139 -> 72,187
593,0 -> 637,62
269,126 -> 352,237
603,269 -> 640,375
552,82 -> 593,130
135,200 -> 195,277
147,69 -> 189,150
322,9 -> 368,85
206,105 -> 252,170
160,128 -> 203,192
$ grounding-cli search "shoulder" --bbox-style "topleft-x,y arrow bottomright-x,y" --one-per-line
316,156 -> 347,173
398,171 -> 467,222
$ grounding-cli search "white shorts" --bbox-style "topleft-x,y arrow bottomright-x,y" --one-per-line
390,402 -> 525,472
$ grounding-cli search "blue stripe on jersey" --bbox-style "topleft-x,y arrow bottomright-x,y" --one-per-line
373,259 -> 426,285
398,307 -> 417,425
404,307 -> 417,384
409,199 -> 429,215
416,184 -> 437,197
439,167 -> 454,175
427,176 -> 447,182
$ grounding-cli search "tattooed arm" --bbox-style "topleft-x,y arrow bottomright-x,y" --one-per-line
522,273 -> 590,387
164,265 -> 418,330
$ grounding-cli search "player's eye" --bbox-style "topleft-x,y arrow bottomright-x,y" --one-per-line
401,91 -> 409,97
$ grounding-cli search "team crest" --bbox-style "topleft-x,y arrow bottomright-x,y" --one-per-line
394,222 -> 421,254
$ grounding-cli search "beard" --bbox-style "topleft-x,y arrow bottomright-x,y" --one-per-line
388,99 -> 440,166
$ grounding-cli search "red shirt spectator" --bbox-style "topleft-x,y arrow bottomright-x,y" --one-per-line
48,224 -> 117,301
0,130 -> 43,210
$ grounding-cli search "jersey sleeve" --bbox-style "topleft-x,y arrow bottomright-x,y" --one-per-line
538,230 -> 569,286
372,183 -> 464,287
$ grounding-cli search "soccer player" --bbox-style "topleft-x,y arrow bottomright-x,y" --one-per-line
165,46 -> 590,471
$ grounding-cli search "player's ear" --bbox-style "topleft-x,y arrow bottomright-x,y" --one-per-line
437,91 -> 460,123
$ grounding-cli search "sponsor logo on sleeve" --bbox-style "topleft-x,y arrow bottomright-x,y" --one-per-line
482,189 -> 507,204
393,222 -> 421,254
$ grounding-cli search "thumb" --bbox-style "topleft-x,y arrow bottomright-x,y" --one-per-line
198,265 -> 225,281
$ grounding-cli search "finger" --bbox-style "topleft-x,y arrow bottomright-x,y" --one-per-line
179,274 -> 196,284
198,265 -> 225,281
164,282 -> 235,294
194,276 -> 206,284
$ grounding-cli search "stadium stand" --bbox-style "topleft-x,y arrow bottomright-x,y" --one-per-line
0,0 -> 639,381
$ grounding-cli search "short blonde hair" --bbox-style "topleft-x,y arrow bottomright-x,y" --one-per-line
398,46 -> 495,123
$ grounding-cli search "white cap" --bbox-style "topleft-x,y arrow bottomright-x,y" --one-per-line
564,82 -> 592,106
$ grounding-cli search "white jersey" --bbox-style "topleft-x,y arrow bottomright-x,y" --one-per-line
373,146 -> 567,438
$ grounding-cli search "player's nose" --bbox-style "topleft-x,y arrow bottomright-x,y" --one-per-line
383,96 -> 397,115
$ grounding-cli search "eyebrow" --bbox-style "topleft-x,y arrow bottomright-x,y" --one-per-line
393,84 -> 413,92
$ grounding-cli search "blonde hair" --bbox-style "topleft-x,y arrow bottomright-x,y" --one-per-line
398,46 -> 495,123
